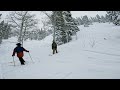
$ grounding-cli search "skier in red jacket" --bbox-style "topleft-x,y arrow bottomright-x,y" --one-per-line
12,43 -> 29,65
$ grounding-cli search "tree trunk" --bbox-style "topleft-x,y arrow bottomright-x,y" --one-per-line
19,11 -> 28,46
19,20 -> 24,46
21,26 -> 27,47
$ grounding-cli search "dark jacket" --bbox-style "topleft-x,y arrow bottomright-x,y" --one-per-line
12,46 -> 29,58
52,42 -> 57,49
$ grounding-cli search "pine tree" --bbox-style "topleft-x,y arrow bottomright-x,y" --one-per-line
37,28 -> 43,40
82,15 -> 90,27
101,15 -> 106,23
0,19 -> 4,44
51,11 -> 66,45
106,11 -> 120,25
105,14 -> 111,23
42,11 -> 80,45
89,17 -> 93,25
2,23 -> 11,39
76,17 -> 84,25
96,14 -> 101,23
62,11 -> 80,42
62,11 -> 72,42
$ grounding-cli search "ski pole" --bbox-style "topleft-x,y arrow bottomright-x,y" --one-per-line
12,56 -> 15,66
28,52 -> 34,63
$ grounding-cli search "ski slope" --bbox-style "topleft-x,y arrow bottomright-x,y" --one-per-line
1,22 -> 120,79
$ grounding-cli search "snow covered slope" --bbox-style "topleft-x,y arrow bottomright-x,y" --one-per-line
1,22 -> 120,79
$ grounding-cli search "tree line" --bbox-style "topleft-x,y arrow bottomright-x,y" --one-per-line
75,14 -> 110,27
76,11 -> 120,26
2,11 -> 116,46
0,14 -> 12,44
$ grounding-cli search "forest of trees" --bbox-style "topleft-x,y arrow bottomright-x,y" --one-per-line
75,14 -> 110,27
75,11 -> 120,26
1,11 -> 118,46
0,11 -> 79,46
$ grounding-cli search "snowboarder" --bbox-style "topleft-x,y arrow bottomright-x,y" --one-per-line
12,43 -> 29,65
52,40 -> 58,54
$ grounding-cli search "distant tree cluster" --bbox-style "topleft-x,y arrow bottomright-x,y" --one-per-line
75,15 -> 92,27
75,14 -> 109,27
23,28 -> 53,41
106,11 -> 120,25
0,14 -> 12,44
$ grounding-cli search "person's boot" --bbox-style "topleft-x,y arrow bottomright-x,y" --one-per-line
21,62 -> 25,65
53,50 -> 55,54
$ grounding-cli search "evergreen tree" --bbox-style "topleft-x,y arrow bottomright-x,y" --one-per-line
96,14 -> 101,23
0,19 -> 4,44
26,28 -> 50,41
89,17 -> 93,25
106,11 -> 120,25
38,28 -> 47,40
63,11 -> 80,42
37,28 -> 44,40
101,15 -> 106,23
76,17 -> 84,25
2,23 -> 11,39
43,11 -> 80,45
82,15 -> 90,27
53,11 -> 66,45
105,14 -> 111,22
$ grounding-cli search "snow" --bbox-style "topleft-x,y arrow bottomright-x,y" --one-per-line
1,22 -> 120,79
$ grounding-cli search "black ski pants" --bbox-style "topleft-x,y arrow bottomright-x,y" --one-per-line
53,48 -> 58,54
18,57 -> 25,65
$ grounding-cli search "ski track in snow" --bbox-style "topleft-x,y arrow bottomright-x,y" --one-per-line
1,22 -> 120,79
82,49 -> 120,57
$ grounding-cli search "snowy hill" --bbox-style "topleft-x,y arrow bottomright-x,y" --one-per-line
1,22 -> 120,79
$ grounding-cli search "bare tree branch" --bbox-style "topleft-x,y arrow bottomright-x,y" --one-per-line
10,15 -> 21,28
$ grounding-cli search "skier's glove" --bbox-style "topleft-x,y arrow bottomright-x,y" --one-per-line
27,51 -> 29,52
